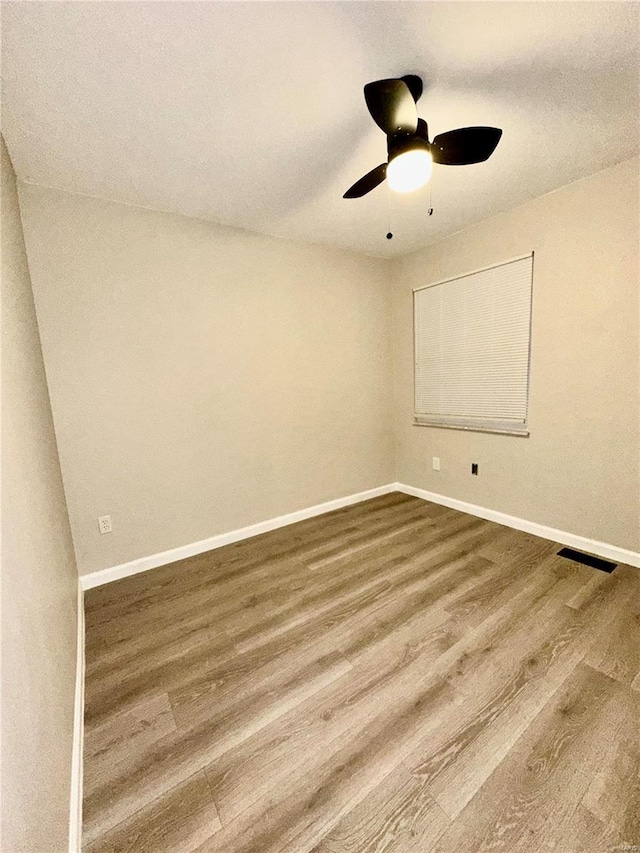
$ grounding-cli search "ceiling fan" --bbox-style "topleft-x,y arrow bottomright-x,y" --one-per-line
344,75 -> 502,198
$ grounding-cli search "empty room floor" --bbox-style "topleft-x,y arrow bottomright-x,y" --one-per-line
82,492 -> 640,853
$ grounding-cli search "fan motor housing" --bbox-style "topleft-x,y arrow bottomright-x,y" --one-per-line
387,134 -> 431,162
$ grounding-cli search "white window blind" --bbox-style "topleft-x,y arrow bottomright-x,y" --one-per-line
413,254 -> 533,435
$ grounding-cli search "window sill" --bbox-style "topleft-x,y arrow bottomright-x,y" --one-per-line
413,417 -> 529,437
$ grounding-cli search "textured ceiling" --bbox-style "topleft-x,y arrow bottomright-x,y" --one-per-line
2,1 -> 639,258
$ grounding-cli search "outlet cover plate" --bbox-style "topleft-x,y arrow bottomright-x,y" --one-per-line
98,515 -> 113,534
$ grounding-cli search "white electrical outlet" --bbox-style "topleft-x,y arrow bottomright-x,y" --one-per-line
98,515 -> 113,535
432,456 -> 440,471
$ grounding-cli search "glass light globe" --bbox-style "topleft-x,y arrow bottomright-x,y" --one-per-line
387,149 -> 433,193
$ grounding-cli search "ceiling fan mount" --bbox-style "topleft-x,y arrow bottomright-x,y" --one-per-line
344,75 -> 502,199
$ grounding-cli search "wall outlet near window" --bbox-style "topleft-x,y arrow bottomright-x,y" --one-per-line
471,463 -> 479,475
432,457 -> 440,471
98,514 -> 113,534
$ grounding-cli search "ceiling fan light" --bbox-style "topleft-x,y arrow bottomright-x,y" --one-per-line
387,148 -> 432,193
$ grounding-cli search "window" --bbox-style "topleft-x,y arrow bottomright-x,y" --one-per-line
413,253 -> 533,436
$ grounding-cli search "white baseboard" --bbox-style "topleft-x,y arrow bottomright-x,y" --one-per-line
80,479 -> 638,592
80,484 -> 397,590
68,581 -> 85,852
394,482 -> 640,568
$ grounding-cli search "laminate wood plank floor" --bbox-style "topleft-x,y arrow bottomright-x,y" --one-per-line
83,492 -> 640,853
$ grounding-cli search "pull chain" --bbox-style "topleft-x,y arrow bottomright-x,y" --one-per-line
385,174 -> 432,240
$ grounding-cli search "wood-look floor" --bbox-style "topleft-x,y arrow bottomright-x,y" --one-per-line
83,492 -> 640,853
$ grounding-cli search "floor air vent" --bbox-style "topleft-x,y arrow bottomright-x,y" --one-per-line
557,547 -> 617,573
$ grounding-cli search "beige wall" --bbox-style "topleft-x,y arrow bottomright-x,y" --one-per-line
391,157 -> 640,552
14,157 -> 639,584
1,139 -> 78,849
18,185 -> 393,575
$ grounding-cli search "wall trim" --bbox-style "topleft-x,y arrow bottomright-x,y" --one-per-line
394,482 -> 640,568
80,484 -> 397,590
68,581 -> 85,852
80,479 -> 638,592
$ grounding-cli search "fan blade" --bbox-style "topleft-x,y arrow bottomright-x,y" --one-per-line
400,74 -> 423,103
343,163 -> 387,199
416,118 -> 429,142
431,127 -> 502,165
364,79 -> 418,135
